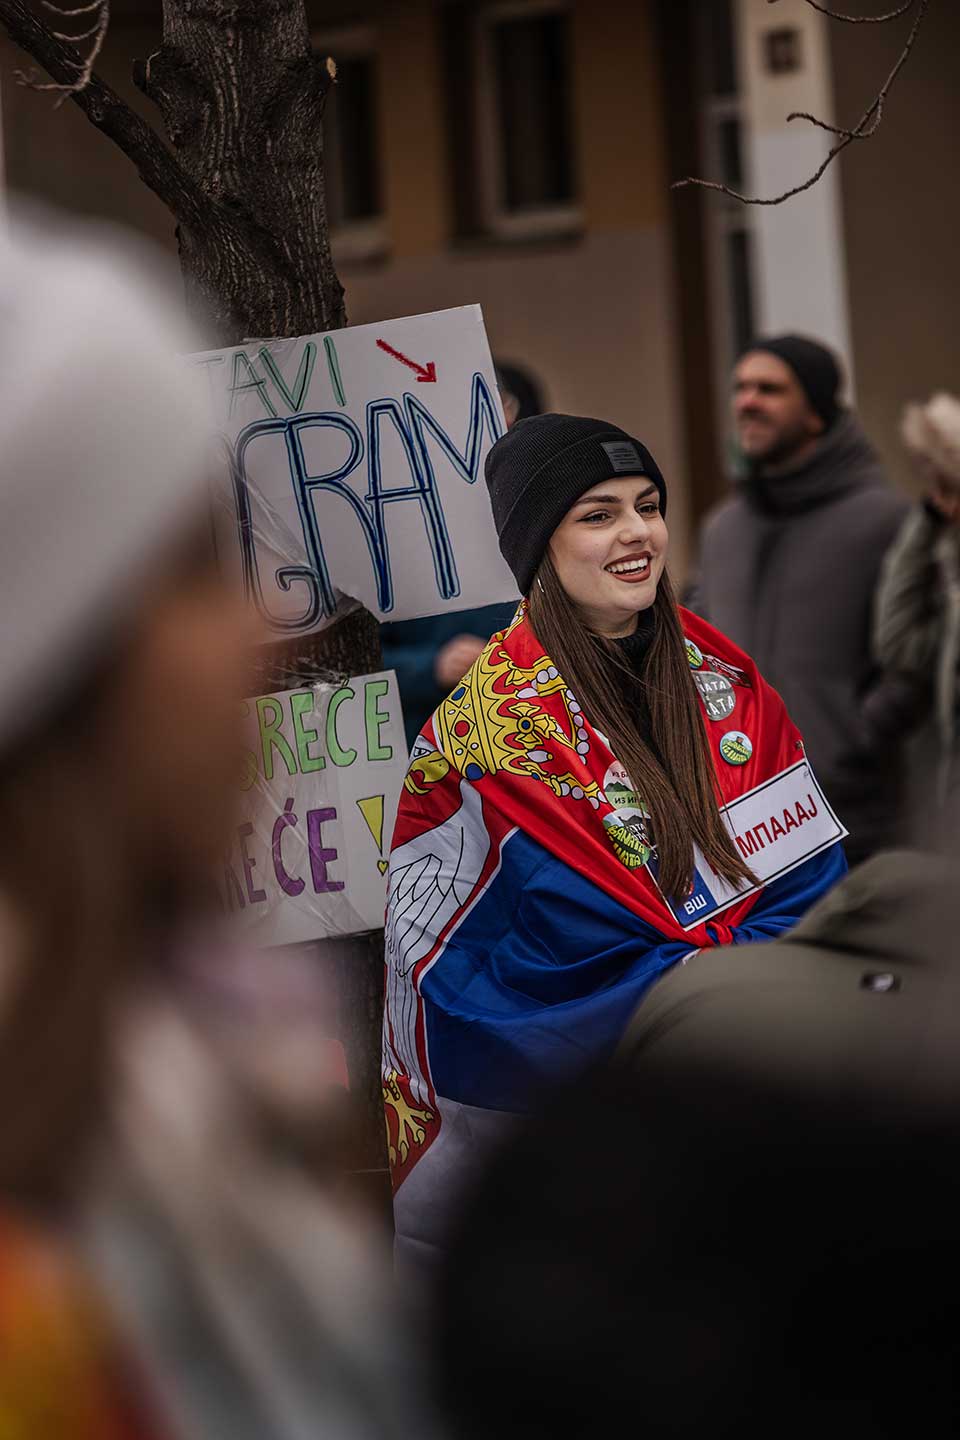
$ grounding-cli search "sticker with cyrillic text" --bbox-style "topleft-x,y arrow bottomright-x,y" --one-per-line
647,760 -> 846,931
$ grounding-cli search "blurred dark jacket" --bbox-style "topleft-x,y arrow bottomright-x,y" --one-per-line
874,503 -> 960,822
690,413 -> 909,863
382,602 -> 517,750
437,880 -> 960,1440
619,850 -> 960,1102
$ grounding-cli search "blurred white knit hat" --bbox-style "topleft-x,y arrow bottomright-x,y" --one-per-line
0,210 -> 214,753
901,393 -> 960,486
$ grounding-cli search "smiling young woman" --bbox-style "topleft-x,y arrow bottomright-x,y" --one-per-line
529,472 -> 741,901
382,413 -> 848,1268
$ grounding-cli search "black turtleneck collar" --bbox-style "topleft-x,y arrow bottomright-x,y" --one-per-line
610,605 -> 657,673
605,606 -> 658,753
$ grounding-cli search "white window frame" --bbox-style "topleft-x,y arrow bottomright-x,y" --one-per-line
695,4 -> 758,452
313,24 -> 387,264
473,0 -> 582,242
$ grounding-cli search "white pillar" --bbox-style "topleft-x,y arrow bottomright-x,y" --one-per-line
736,0 -> 854,394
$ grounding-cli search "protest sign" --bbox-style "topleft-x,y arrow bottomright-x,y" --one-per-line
225,671 -> 408,946
194,306 -> 518,637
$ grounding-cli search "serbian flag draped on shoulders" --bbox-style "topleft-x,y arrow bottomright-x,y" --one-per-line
382,604 -> 847,1264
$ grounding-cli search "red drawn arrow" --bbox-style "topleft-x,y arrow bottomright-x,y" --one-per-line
376,337 -> 437,383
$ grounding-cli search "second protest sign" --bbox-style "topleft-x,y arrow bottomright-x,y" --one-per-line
225,670 -> 408,946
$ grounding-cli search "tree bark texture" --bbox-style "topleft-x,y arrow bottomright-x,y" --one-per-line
0,0 -> 347,348
0,0 -> 388,1193
134,0 -> 346,346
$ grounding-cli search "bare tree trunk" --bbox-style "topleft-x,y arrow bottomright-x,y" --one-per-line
134,0 -> 345,347
142,0 -> 387,1191
0,0 -> 389,1197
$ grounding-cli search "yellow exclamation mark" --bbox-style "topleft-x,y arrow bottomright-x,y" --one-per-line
357,795 -> 388,875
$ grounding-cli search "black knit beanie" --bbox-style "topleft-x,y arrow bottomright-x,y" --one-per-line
484,414 -> 667,595
744,334 -> 843,430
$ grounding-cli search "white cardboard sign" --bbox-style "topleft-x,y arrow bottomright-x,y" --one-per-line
193,305 -> 518,636
224,671 -> 408,946
652,760 -> 846,930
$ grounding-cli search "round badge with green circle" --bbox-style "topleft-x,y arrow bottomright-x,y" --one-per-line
719,730 -> 753,766
685,639 -> 704,670
603,762 -> 640,811
603,807 -> 653,869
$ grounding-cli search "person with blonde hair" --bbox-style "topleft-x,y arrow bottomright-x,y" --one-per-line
874,392 -> 960,831
875,397 -> 960,835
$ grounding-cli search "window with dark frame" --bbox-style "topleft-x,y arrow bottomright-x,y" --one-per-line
705,0 -> 739,97
695,0 -> 758,448
470,0 -> 581,241
763,26 -> 803,77
727,227 -> 755,360
492,10 -> 575,213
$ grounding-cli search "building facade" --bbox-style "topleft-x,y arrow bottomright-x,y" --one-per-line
2,0 -> 957,577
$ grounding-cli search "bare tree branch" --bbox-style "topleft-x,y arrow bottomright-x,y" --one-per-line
0,0 -> 208,227
42,0 -> 102,14
787,0 -> 915,21
17,0 -> 107,103
673,0 -> 931,206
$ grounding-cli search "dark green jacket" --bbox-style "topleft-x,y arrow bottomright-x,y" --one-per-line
619,851 -> 960,1107
874,503 -> 960,810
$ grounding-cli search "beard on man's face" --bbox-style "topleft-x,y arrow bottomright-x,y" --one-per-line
737,410 -> 814,468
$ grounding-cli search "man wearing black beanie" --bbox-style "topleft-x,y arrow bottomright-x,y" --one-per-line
690,334 -> 909,866
738,334 -> 842,456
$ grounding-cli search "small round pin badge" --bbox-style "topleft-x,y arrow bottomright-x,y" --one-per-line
685,640 -> 704,670
603,807 -> 653,870
719,730 -> 753,766
693,670 -> 736,721
603,762 -> 640,812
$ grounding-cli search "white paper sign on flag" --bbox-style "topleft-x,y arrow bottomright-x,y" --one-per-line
224,671 -> 408,946
192,305 -> 518,637
650,760 -> 846,931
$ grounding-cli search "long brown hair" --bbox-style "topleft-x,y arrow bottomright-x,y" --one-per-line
0,524 -> 222,1207
0,704 -> 134,1208
528,554 -> 755,899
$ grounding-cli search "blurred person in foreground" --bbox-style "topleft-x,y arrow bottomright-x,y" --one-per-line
874,393 -> 960,843
380,362 -> 542,749
0,215 -> 434,1439
690,335 -> 909,865
436,851 -> 960,1440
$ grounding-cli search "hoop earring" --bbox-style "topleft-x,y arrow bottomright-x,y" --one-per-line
536,576 -> 545,594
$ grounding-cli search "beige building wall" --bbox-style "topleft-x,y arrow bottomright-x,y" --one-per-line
0,0 -> 692,575
338,0 -> 693,577
830,1 -> 960,491
0,12 -> 173,260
